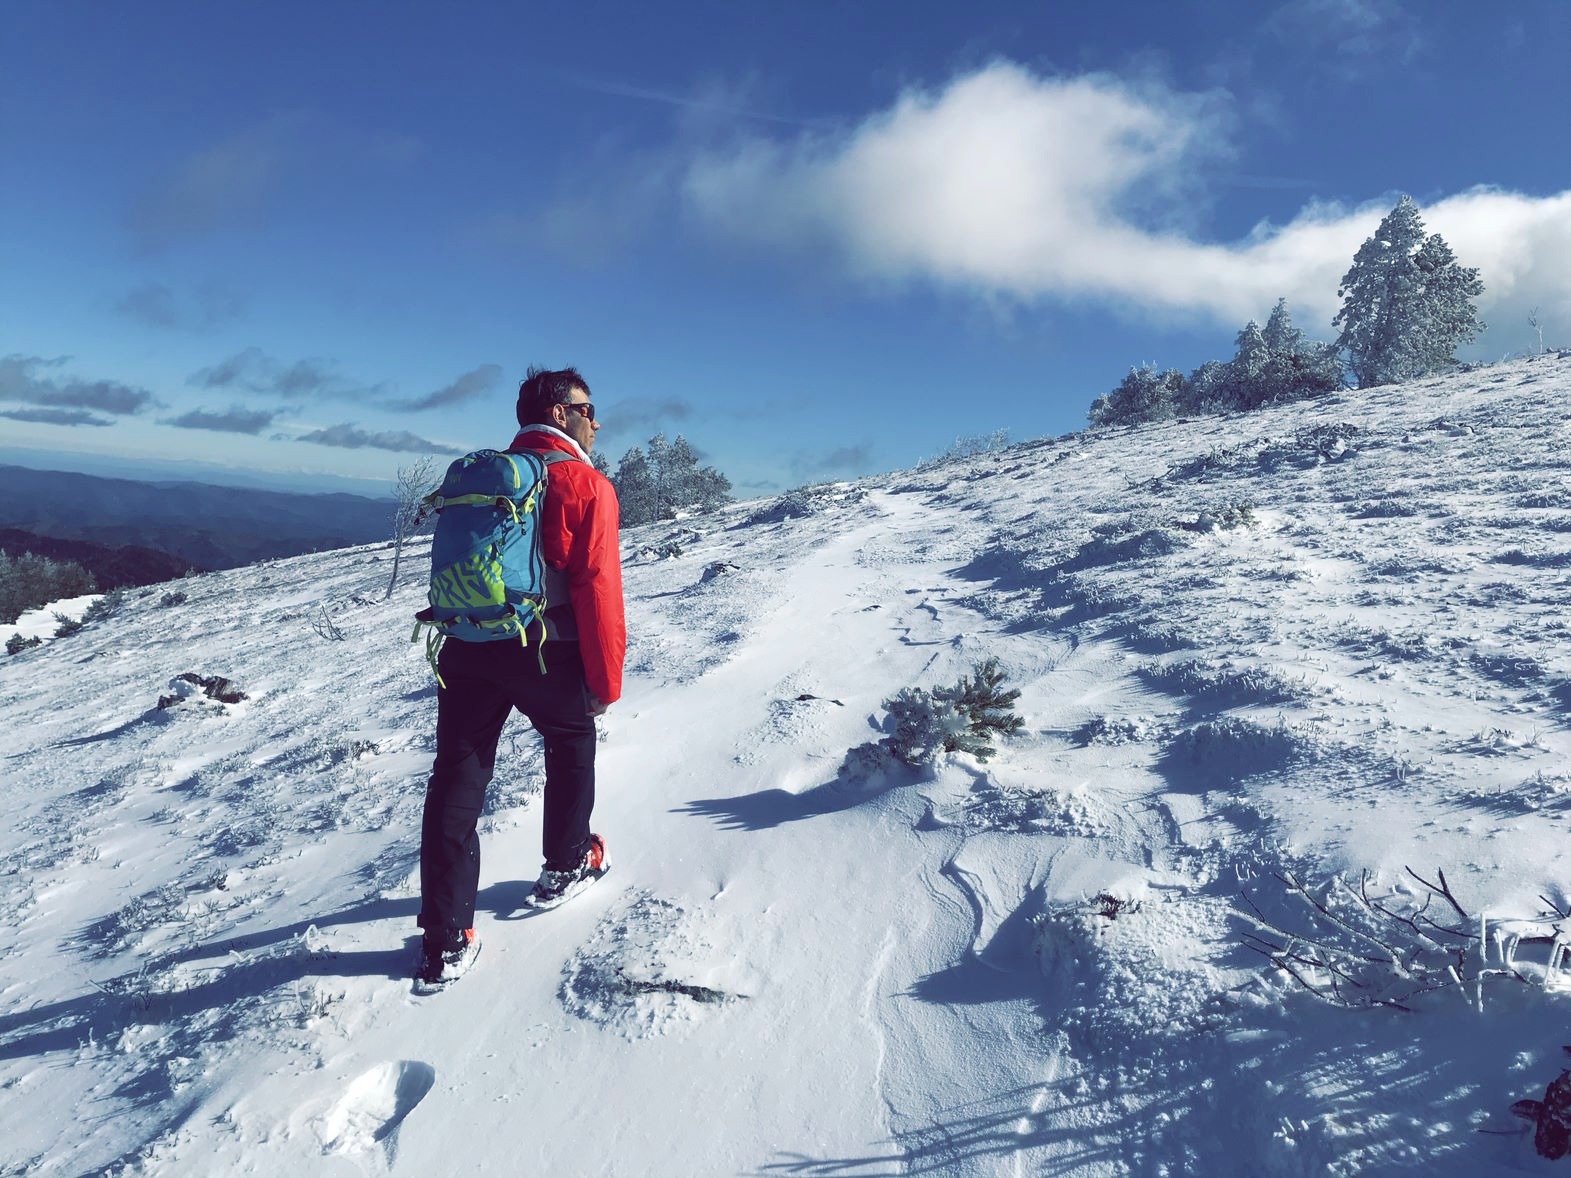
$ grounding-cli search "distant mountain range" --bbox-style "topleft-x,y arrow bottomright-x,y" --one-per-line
0,465 -> 394,578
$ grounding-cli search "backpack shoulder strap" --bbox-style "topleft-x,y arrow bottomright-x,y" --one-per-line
538,450 -> 583,467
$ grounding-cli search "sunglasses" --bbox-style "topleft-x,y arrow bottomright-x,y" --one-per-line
562,400 -> 595,422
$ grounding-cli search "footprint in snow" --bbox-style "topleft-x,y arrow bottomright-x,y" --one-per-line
319,1060 -> 435,1160
560,891 -> 746,1039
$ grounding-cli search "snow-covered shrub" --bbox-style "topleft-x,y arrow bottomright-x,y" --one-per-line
1338,624 -> 1456,662
158,590 -> 189,608
882,658 -> 1025,766
5,632 -> 40,655
207,820 -> 273,858
1494,547 -> 1571,569
1056,580 -> 1141,622
1237,867 -> 1530,1011
1257,422 -> 1363,470
1138,658 -> 1310,705
1067,526 -> 1189,571
743,482 -> 867,526
1348,497 -> 1420,518
1073,714 -> 1174,746
745,488 -> 816,525
1091,892 -> 1141,919
1088,364 -> 1184,427
1162,441 -> 1260,483
1451,769 -> 1571,816
85,883 -> 187,958
1518,490 -> 1571,510
925,428 -> 1012,463
82,588 -> 126,623
1469,652 -> 1546,686
1123,619 -> 1195,653
957,778 -> 1107,835
1032,894 -> 1225,1057
51,611 -> 84,638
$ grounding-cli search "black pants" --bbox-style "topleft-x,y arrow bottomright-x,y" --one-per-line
419,639 -> 597,934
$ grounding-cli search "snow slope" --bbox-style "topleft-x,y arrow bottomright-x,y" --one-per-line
5,354 -> 1571,1176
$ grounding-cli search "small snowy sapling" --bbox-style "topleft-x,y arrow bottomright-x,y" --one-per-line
883,657 -> 1025,766
385,456 -> 438,601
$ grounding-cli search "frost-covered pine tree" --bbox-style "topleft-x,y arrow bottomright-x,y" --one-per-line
1226,320 -> 1272,410
1087,365 -> 1184,427
612,446 -> 659,527
1259,299 -> 1343,404
659,435 -> 701,513
1178,359 -> 1230,415
1411,233 -> 1486,368
614,432 -> 732,524
1333,196 -> 1484,388
0,551 -> 96,625
688,462 -> 734,513
1262,298 -> 1304,357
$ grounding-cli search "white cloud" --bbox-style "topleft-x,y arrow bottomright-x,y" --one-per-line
685,65 -> 1226,294
682,61 -> 1571,349
296,422 -> 463,455
1426,188 -> 1571,348
1263,0 -> 1424,66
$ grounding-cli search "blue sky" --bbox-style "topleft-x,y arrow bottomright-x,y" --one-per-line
3,1 -> 1568,498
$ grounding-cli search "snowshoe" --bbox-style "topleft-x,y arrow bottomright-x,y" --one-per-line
412,927 -> 480,994
522,834 -> 610,911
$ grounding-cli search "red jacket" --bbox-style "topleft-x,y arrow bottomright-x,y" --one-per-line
508,426 -> 626,705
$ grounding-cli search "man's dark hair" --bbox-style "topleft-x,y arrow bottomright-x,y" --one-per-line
516,366 -> 591,427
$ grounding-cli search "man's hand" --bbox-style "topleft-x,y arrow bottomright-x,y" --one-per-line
587,694 -> 609,717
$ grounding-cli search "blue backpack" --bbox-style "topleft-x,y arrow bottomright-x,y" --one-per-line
411,447 -> 578,685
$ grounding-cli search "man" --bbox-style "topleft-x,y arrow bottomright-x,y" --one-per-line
416,366 -> 626,990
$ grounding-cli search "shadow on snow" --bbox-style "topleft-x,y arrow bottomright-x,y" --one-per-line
0,881 -> 524,1067
674,764 -> 919,832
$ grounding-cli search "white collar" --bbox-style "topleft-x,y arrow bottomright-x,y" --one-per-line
513,422 -> 591,463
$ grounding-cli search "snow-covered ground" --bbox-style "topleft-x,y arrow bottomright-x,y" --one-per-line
5,355 -> 1571,1176
8,593 -> 102,645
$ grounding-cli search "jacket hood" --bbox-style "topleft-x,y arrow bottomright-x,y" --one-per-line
511,423 -> 592,464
